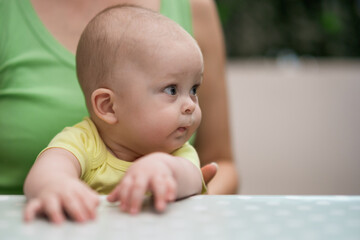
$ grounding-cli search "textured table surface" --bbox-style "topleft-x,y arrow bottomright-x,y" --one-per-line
0,195 -> 359,240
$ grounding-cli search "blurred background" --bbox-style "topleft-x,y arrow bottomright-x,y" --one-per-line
214,0 -> 360,195
216,0 -> 360,57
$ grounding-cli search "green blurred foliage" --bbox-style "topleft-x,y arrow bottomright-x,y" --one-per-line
215,0 -> 360,57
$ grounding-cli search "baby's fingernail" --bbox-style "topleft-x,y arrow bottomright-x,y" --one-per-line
169,193 -> 176,201
54,215 -> 64,224
157,202 -> 166,212
130,207 -> 138,215
120,203 -> 127,211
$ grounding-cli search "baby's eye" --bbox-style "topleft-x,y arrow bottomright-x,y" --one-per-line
164,85 -> 177,95
190,85 -> 199,96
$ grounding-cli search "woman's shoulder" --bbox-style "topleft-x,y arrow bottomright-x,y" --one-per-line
190,0 -> 223,53
190,0 -> 215,9
190,0 -> 217,18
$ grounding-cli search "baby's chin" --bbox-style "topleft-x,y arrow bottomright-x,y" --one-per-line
144,140 -> 188,155
158,144 -> 185,154
138,130 -> 193,155
169,134 -> 193,150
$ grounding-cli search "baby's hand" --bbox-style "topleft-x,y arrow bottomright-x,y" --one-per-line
107,152 -> 177,214
24,178 -> 99,224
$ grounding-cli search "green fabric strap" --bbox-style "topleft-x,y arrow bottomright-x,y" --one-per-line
160,0 -> 193,36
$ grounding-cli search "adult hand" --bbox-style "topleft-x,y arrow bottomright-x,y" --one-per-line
201,162 -> 218,186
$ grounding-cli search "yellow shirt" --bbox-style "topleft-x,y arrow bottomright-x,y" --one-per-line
43,118 -> 204,194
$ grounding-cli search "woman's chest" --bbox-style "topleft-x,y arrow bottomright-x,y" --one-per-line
30,0 -> 161,54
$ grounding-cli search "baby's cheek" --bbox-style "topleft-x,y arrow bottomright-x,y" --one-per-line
195,108 -> 202,127
149,120 -> 174,139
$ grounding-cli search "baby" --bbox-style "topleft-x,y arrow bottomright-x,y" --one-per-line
24,4 -> 205,224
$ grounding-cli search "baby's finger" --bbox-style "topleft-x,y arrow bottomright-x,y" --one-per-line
77,190 -> 99,220
24,199 -> 43,222
128,176 -> 148,214
118,176 -> 133,212
107,184 -> 121,202
62,193 -> 87,222
164,176 -> 177,202
43,195 -> 65,224
151,175 -> 167,212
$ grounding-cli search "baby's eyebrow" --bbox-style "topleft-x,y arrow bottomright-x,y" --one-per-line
197,71 -> 204,81
197,75 -> 203,85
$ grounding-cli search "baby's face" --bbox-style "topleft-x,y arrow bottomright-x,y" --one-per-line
111,37 -> 203,154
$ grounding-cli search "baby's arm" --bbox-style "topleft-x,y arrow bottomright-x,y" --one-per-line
23,148 -> 99,224
107,152 -> 202,214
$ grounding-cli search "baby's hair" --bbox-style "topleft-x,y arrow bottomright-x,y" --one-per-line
76,4 -> 163,105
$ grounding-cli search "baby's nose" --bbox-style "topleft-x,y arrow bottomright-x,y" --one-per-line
181,97 -> 196,114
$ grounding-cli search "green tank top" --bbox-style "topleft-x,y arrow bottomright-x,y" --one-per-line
0,0 -> 193,194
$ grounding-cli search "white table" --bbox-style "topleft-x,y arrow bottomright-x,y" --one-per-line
0,195 -> 359,240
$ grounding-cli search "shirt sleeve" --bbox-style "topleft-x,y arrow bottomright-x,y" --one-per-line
172,142 -> 207,194
38,123 -> 91,178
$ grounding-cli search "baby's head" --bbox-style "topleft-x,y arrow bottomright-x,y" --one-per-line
76,5 -> 204,155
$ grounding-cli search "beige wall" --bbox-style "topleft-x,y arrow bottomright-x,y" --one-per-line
226,59 -> 360,195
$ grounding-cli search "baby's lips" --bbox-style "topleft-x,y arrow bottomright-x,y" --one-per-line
177,127 -> 187,132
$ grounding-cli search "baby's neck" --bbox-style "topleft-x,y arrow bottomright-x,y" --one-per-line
97,127 -> 143,162
106,142 -> 142,162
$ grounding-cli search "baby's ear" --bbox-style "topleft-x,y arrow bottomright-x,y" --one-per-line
91,88 -> 118,124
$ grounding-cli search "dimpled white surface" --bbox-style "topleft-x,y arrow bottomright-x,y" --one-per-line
0,195 -> 359,240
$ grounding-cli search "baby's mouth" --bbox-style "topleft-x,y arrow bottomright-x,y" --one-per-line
177,127 -> 187,132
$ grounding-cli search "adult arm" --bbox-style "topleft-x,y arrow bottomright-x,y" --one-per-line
191,0 -> 239,194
